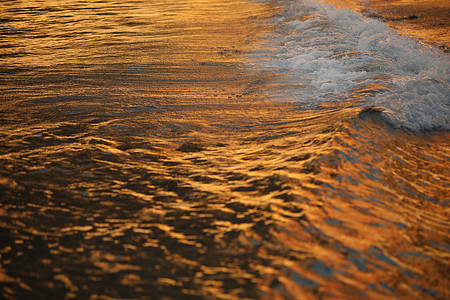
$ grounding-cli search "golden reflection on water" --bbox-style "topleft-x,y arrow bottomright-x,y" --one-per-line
0,0 -> 449,299
0,0 -> 275,105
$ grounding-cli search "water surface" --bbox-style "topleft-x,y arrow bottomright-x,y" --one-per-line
0,0 -> 449,299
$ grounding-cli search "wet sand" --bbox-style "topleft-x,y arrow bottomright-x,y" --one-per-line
324,0 -> 450,52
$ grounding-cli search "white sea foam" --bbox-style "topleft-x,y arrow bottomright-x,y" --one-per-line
254,0 -> 449,130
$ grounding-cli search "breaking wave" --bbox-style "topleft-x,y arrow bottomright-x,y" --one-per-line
253,0 -> 450,131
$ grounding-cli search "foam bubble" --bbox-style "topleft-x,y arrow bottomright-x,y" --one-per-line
253,0 -> 450,131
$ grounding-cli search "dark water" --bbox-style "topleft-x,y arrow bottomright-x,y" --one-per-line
0,0 -> 449,299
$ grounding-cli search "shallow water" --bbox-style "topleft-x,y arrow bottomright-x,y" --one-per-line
0,0 -> 449,299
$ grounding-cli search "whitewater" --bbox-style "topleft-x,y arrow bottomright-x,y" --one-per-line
0,0 -> 449,299
252,0 -> 449,131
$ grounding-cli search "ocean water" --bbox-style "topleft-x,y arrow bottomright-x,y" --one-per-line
0,0 -> 449,299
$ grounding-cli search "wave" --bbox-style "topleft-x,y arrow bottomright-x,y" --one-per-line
253,0 -> 450,131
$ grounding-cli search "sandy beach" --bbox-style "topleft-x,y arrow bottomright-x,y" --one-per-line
324,0 -> 450,51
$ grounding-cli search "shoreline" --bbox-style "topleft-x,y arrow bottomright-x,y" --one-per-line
323,0 -> 449,52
